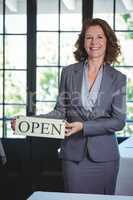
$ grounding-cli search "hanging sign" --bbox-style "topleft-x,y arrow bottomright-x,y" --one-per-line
15,116 -> 65,139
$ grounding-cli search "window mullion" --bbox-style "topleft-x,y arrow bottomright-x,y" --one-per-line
27,0 -> 37,116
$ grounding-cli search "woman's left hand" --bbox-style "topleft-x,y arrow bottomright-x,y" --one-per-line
65,121 -> 83,137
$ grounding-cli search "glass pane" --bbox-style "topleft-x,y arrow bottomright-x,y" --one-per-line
0,1 -> 3,33
5,71 -> 26,104
127,78 -> 133,101
127,102 -> 133,121
117,123 -> 133,137
115,1 -> 133,30
37,0 -> 58,31
36,102 -> 56,115
37,32 -> 58,66
5,0 -> 26,33
0,71 -> 3,102
5,105 -> 26,118
115,67 -> 133,101
0,121 -> 2,137
0,36 -> 3,69
93,0 -> 113,28
37,67 -> 58,101
60,32 -> 79,66
0,105 -> 2,118
116,32 -> 133,66
60,0 -> 82,31
5,35 -> 26,69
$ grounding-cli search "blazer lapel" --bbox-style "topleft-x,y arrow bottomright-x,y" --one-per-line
71,63 -> 114,120
73,63 -> 83,94
72,62 -> 90,120
93,64 -> 114,112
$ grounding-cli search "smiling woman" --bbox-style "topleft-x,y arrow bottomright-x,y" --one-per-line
59,18 -> 126,195
84,25 -> 107,92
84,25 -> 107,61
11,18 -> 127,195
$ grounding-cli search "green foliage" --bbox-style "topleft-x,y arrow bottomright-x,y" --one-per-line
127,79 -> 133,100
122,14 -> 133,39
39,68 -> 58,100
117,124 -> 133,137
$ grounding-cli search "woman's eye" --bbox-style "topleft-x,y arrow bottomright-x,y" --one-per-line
86,37 -> 92,40
98,36 -> 103,39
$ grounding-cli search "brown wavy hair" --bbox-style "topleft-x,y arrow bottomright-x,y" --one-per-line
74,18 -> 121,64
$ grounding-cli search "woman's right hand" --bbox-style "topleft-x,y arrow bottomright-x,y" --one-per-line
11,117 -> 16,131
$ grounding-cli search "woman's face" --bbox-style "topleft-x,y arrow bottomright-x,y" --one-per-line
84,25 -> 107,60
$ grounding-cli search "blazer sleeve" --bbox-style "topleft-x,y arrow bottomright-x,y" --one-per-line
83,74 -> 127,136
39,68 -> 67,120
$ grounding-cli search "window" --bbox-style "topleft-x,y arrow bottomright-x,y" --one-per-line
36,0 -> 82,114
93,0 -> 133,136
1,0 -> 132,138
0,0 -> 27,137
0,0 -> 82,138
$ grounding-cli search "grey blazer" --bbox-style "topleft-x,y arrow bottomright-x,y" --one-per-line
44,62 -> 127,162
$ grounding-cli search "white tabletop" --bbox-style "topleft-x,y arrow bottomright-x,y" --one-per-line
118,137 -> 133,158
27,192 -> 133,200
115,136 -> 133,195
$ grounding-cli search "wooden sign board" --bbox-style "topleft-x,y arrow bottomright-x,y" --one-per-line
15,116 -> 65,139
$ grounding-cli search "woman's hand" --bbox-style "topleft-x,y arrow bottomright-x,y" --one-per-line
65,121 -> 83,137
11,117 -> 16,131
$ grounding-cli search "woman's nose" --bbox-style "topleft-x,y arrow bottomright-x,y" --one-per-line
91,37 -> 97,44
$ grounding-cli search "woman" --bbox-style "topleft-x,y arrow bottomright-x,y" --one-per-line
11,18 -> 126,195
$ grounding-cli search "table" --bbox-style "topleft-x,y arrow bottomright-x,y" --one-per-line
28,137 -> 133,198
27,191 -> 133,200
115,136 -> 133,195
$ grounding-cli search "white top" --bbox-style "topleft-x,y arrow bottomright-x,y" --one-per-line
81,62 -> 103,111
